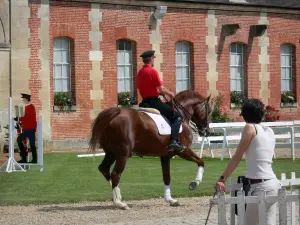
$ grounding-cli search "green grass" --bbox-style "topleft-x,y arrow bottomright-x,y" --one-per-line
0,153 -> 299,205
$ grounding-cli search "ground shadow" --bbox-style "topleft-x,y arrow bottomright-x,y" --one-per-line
38,204 -> 133,212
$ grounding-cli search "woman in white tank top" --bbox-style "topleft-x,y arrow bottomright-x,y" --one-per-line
215,99 -> 281,225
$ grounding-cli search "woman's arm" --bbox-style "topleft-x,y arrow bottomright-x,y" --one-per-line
215,123 -> 256,191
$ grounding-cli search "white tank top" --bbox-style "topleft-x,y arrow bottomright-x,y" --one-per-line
245,124 -> 277,179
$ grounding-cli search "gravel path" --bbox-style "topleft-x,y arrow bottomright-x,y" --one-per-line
0,196 -> 298,225
0,197 -> 220,225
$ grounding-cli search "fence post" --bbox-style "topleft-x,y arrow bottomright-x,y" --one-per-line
278,188 -> 287,225
237,190 -> 245,225
290,172 -> 296,225
290,127 -> 295,161
298,190 -> 300,225
218,191 -> 227,225
230,177 -> 236,225
258,190 -> 267,225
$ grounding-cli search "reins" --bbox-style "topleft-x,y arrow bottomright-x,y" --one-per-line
163,95 -> 208,134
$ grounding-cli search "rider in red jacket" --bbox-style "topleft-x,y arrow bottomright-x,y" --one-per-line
137,50 -> 185,152
14,93 -> 37,163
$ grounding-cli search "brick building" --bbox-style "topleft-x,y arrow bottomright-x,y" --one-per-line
0,0 -> 299,148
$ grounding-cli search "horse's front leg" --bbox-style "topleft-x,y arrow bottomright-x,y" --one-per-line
160,156 -> 180,207
177,148 -> 205,190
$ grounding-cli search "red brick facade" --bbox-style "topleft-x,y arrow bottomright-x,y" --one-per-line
49,1 -> 92,139
28,1 -> 300,139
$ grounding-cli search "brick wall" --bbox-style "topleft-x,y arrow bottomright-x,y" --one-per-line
268,13 -> 300,120
100,4 -> 152,108
49,1 -> 92,139
40,2 -> 300,139
160,8 -> 208,96
29,1 -> 42,116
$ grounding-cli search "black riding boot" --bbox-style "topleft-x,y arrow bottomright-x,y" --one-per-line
17,151 -> 28,163
167,117 -> 185,152
29,149 -> 37,164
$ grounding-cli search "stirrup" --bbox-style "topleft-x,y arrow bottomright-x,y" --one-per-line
167,142 -> 186,152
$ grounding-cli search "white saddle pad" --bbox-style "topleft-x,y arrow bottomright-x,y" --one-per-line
141,112 -> 183,135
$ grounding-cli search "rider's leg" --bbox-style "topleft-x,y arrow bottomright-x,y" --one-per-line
145,98 -> 184,151
168,114 -> 185,151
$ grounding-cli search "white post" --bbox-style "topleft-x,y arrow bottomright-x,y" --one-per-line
290,172 -> 296,225
230,177 -> 236,225
258,190 -> 267,225
290,127 -> 295,161
218,192 -> 227,225
237,190 -> 245,225
37,114 -> 43,172
278,188 -> 287,225
221,128 -> 227,160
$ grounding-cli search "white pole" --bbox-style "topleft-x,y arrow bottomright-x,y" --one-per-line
8,97 -> 13,158
77,153 -> 105,158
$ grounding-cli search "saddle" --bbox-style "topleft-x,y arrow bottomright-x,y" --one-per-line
134,102 -> 182,135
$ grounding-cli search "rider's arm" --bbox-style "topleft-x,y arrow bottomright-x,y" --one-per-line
152,69 -> 175,98
158,86 -> 174,98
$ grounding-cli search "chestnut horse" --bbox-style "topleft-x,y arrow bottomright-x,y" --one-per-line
89,90 -> 212,210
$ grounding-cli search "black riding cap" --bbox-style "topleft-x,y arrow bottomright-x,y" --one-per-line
140,50 -> 156,59
21,93 -> 31,100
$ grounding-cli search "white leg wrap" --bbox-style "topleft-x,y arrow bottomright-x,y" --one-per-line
112,187 -> 129,210
164,185 -> 172,201
196,166 -> 204,182
164,185 -> 179,206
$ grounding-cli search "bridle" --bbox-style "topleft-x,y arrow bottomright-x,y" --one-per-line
167,97 -> 210,137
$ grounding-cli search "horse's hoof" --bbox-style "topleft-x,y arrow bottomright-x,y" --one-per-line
166,199 -> 180,207
122,204 -> 130,210
189,181 -> 199,190
170,201 -> 180,207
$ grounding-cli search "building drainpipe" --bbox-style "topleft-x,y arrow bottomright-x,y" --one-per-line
9,0 -> 12,97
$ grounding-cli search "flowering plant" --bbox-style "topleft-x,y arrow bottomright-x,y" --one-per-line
118,92 -> 137,107
230,91 -> 247,106
211,94 -> 233,123
264,105 -> 280,122
281,91 -> 297,104
54,92 -> 74,109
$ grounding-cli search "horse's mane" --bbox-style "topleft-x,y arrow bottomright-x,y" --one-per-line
175,90 -> 206,103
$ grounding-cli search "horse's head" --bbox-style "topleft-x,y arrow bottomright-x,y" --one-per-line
174,90 -> 212,137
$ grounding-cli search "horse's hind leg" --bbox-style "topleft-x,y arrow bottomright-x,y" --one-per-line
177,148 -> 205,190
111,155 -> 129,210
98,152 -> 115,185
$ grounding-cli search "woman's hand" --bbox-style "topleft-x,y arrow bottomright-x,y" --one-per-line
214,181 -> 226,192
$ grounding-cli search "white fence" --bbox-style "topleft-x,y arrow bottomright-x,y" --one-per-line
192,121 -> 300,161
211,172 -> 300,225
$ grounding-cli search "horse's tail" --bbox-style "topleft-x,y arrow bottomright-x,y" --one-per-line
89,107 -> 121,153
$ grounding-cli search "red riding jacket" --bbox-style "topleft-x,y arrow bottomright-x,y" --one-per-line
19,104 -> 37,130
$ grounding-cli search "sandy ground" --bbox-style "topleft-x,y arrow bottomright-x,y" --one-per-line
0,148 -> 299,225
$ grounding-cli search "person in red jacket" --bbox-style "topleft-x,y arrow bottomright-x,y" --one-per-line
14,93 -> 37,163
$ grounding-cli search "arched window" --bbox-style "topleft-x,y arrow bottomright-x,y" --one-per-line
117,39 -> 133,95
53,37 -> 71,92
280,44 -> 293,92
176,41 -> 191,93
230,43 -> 244,92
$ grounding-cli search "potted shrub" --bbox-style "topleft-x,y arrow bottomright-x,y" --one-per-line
230,91 -> 246,108
281,91 -> 297,108
54,92 -> 76,112
118,92 -> 137,107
